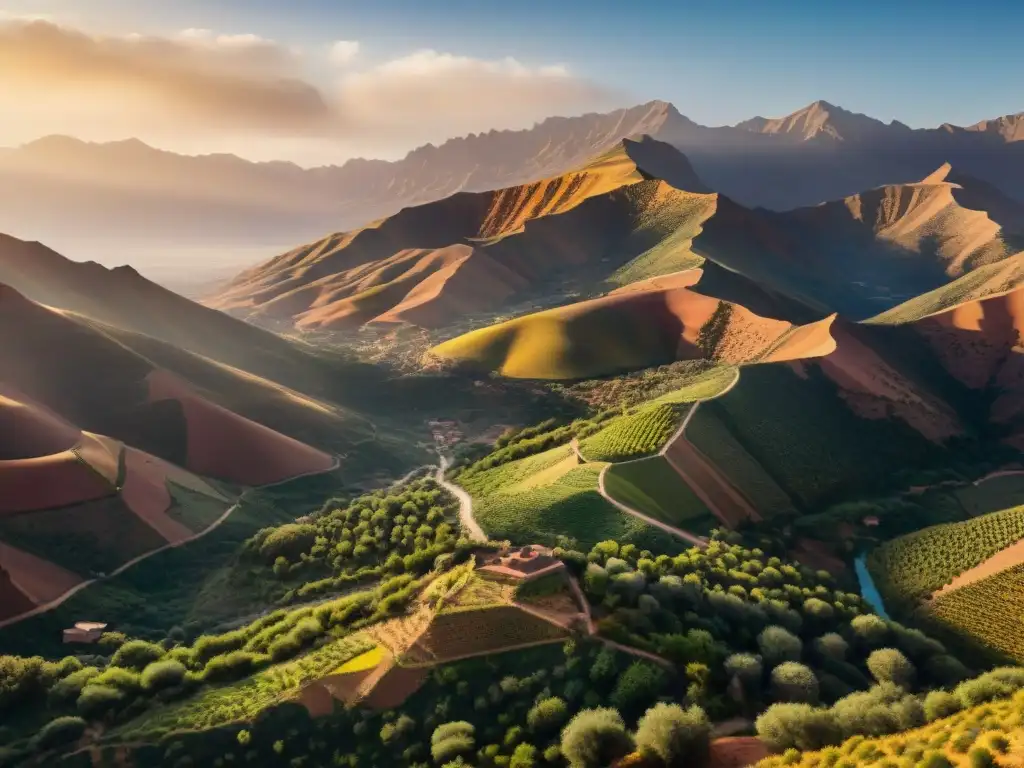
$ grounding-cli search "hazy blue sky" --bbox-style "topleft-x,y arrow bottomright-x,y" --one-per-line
1,0 -> 1020,161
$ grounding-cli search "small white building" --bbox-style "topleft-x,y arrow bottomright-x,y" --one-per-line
63,621 -> 107,644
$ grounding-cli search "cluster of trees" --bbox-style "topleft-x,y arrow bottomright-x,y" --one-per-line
756,666 -> 1024,753
0,570 -> 441,763
453,414 -> 615,480
558,538 -> 969,720
555,359 -> 721,411
244,478 -> 479,600
83,640 -> 720,768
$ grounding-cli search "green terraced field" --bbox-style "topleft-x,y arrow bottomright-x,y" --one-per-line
868,503 -> 1024,610
684,408 -> 797,519
928,563 -> 1024,663
603,456 -> 718,532
473,464 -> 677,551
579,403 -> 686,462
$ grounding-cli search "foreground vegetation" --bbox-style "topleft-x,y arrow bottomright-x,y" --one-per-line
756,670 -> 1024,765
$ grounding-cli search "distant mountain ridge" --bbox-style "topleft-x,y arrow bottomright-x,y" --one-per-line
2,99 -> 1024,276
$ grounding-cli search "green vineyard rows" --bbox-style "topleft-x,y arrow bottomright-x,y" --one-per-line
580,403 -> 686,462
928,562 -> 1024,663
868,504 -> 1024,609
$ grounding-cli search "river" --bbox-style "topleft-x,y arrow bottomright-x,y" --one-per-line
854,554 -> 890,619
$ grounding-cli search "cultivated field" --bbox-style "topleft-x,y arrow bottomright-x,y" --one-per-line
579,402 -> 688,462
603,457 -> 717,532
868,503 -> 1024,609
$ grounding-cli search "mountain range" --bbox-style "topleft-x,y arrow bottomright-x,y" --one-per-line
3,100 -> 1024,288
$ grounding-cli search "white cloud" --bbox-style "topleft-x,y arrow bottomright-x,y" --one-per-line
0,20 -> 618,159
335,50 -> 616,146
328,39 -> 360,66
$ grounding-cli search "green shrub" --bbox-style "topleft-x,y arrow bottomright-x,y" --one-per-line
867,649 -> 916,689
110,640 -> 166,671
258,523 -> 318,562
77,685 -> 124,718
140,660 -> 187,692
560,708 -> 634,768
432,721 -> 476,765
509,742 -> 537,768
33,717 -> 87,751
968,747 -> 996,768
758,626 -> 803,666
771,663 -> 819,704
755,703 -> 840,751
526,697 -> 568,736
634,702 -> 710,767
609,662 -> 664,717
203,651 -> 263,682
815,634 -> 849,662
923,690 -> 961,722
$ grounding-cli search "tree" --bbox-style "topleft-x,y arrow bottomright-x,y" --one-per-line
815,633 -> 848,662
140,660 -> 187,692
867,649 -> 916,689
634,703 -> 711,767
923,690 -> 961,722
609,662 -> 665,718
510,743 -> 538,768
431,721 -> 475,765
526,697 -> 569,736
76,685 -> 124,718
755,703 -> 840,751
33,716 -> 87,751
758,626 -> 802,666
849,614 -> 888,649
724,653 -> 763,692
110,640 -> 165,671
771,663 -> 819,704
560,708 -> 634,768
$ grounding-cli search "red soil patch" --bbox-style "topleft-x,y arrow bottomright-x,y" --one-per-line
708,737 -> 769,768
370,246 -> 529,329
818,322 -> 963,442
0,388 -> 118,513
663,431 -> 760,528
0,567 -> 36,621
932,536 -> 1024,599
0,386 -> 79,460
762,314 -> 838,362
0,447 -> 116,515
119,448 -> 196,544
913,287 -> 1024,389
296,667 -> 375,717
146,370 -> 333,485
359,664 -> 428,710
609,268 -> 703,295
0,539 -> 82,604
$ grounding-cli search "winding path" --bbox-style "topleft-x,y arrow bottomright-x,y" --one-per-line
0,456 -> 342,630
435,454 -> 487,543
579,369 -> 746,547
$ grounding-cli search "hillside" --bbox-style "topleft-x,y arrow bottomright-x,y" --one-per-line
6,101 -> 1024,278
427,280 -> 837,379
0,384 -> 237,624
0,284 -> 354,483
871,280 -> 1024,448
0,234 -> 349,394
691,165 -> 1024,319
210,137 -> 717,330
